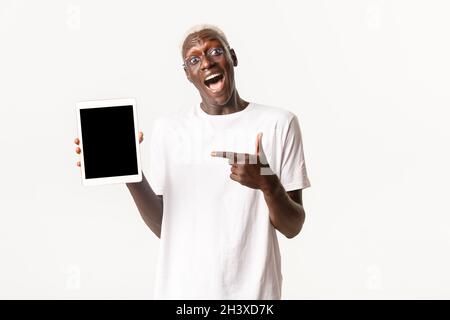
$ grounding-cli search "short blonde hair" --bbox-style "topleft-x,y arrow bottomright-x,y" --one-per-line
180,24 -> 230,56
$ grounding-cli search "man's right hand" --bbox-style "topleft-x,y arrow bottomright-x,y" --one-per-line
74,132 -> 144,167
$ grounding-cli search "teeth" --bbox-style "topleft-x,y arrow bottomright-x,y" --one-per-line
205,73 -> 222,81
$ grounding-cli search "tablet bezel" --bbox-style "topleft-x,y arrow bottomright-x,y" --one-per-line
76,98 -> 142,186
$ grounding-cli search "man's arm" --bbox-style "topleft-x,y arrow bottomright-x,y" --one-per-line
261,175 -> 305,239
126,173 -> 163,238
211,132 -> 307,239
75,134 -> 163,238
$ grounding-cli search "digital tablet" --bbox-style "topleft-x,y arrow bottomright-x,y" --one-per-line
76,98 -> 142,186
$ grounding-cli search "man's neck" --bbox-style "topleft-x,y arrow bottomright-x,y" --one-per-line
200,92 -> 249,116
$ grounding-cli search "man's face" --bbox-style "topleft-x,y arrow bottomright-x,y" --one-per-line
182,31 -> 237,106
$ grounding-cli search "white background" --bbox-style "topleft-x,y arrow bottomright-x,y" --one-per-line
1,0 -> 449,299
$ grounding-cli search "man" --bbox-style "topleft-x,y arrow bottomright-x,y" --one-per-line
75,25 -> 310,299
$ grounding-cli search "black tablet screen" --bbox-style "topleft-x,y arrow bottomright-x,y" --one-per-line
80,105 -> 138,179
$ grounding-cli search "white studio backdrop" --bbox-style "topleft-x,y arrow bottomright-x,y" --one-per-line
0,0 -> 449,299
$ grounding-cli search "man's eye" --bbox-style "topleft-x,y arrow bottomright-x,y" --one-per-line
210,48 -> 224,56
189,56 -> 200,65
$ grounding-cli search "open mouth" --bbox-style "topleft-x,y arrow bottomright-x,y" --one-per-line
203,73 -> 225,93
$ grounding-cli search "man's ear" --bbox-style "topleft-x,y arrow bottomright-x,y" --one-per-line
184,67 -> 192,82
230,48 -> 238,67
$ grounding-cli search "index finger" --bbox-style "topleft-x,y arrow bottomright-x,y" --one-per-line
210,151 -> 236,159
74,138 -> 80,145
211,151 -> 252,164
211,151 -> 240,164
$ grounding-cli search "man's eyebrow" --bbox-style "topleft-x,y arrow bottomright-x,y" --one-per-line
185,46 -> 201,56
184,39 -> 224,56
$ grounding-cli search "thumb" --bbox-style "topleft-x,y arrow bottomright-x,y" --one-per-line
255,132 -> 263,155
256,132 -> 269,166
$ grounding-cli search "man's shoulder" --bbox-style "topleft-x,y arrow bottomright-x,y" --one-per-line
250,102 -> 297,125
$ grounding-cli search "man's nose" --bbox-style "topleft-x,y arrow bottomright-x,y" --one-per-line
200,55 -> 215,70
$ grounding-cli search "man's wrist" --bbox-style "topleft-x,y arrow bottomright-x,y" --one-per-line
260,173 -> 282,197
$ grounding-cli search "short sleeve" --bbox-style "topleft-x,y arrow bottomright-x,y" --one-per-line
279,114 -> 311,192
147,118 -> 165,195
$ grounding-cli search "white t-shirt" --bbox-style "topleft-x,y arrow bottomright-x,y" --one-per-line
148,102 -> 311,299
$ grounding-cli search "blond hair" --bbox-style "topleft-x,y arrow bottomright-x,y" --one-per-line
180,24 -> 230,56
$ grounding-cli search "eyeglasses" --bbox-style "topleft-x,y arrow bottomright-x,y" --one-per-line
183,47 -> 226,69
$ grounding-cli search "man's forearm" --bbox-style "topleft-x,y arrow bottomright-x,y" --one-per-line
262,175 -> 305,239
126,174 -> 163,238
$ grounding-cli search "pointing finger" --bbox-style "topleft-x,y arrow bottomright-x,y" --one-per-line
211,151 -> 257,165
211,151 -> 236,161
227,153 -> 257,165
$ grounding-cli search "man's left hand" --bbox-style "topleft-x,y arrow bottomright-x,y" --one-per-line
211,132 -> 276,192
